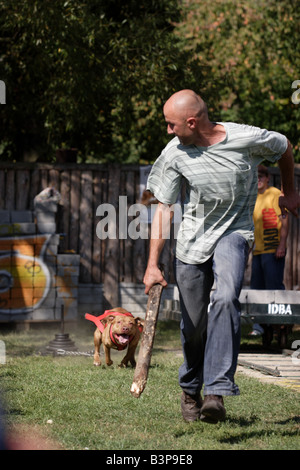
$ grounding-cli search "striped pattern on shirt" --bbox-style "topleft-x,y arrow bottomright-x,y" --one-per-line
147,122 -> 288,264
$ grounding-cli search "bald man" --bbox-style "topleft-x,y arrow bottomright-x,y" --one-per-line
143,89 -> 300,424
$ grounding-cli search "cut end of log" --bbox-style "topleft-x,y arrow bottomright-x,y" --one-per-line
130,381 -> 145,398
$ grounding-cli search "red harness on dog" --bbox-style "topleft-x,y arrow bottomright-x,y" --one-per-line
85,310 -> 142,351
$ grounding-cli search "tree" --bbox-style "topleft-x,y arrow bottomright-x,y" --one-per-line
0,0 -> 216,163
176,0 -> 300,161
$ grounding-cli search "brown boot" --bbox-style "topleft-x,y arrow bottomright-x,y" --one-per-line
200,395 -> 226,424
181,391 -> 202,422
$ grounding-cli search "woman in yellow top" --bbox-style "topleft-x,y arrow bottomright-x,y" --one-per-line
250,164 -> 289,336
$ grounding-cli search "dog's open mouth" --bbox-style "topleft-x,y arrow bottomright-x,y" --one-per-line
115,334 -> 130,345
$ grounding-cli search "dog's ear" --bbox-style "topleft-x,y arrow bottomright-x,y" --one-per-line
106,315 -> 116,323
135,317 -> 144,327
101,315 -> 115,326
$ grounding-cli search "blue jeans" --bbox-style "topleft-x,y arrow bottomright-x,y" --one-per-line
174,232 -> 249,397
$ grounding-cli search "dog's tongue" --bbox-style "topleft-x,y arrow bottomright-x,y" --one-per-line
117,334 -> 129,344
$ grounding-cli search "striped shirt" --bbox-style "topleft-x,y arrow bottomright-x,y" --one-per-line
147,122 -> 288,264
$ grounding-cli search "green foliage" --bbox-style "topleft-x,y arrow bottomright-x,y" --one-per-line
176,0 -> 300,161
1,0 -> 298,163
0,0 -> 212,163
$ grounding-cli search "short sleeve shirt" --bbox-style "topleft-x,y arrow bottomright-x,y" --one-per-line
147,122 -> 287,264
253,186 -> 283,255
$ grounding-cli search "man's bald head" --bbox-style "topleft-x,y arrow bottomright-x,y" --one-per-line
162,89 -> 211,145
164,89 -> 208,121
163,89 -> 225,147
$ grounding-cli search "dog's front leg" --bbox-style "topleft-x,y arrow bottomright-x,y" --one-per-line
120,343 -> 137,368
103,344 -> 113,366
93,329 -> 102,366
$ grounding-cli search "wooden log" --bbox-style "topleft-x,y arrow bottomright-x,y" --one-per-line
130,280 -> 164,398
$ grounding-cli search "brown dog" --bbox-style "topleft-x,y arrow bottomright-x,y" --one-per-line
85,308 -> 144,368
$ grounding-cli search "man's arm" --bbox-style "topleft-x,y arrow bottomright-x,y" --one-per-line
143,202 -> 174,294
278,140 -> 300,218
276,214 -> 289,258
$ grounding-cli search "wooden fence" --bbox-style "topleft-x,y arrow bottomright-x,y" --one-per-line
0,162 -> 299,301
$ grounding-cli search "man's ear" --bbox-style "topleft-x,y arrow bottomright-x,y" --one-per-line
186,117 -> 196,129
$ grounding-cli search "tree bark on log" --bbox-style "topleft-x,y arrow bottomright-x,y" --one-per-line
130,282 -> 164,398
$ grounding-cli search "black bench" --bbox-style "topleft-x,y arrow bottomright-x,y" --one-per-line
240,290 -> 300,347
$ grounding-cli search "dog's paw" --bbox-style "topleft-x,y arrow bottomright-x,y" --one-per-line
93,361 -> 101,366
106,360 -> 113,366
118,362 -> 128,368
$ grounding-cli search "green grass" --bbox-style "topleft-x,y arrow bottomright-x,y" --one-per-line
0,320 -> 299,450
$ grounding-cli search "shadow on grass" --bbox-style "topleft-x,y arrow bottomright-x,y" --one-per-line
224,415 -> 260,426
173,415 -> 259,438
218,426 -> 300,445
218,413 -> 300,445
275,416 -> 300,425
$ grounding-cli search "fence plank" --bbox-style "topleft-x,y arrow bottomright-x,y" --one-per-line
92,171 -> 102,284
79,171 -> 93,282
60,170 -> 71,249
29,169 -> 41,209
16,169 -> 30,210
0,170 -> 5,209
69,170 -> 80,253
5,170 -> 15,210
103,166 -> 121,308
123,171 -> 135,282
41,170 -> 48,190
